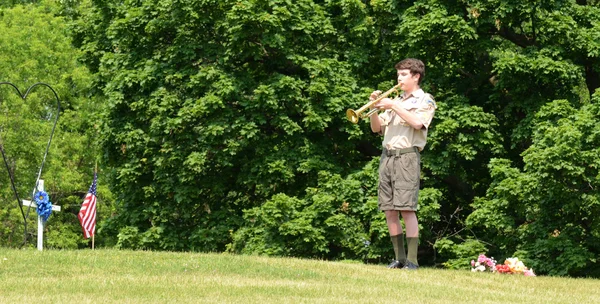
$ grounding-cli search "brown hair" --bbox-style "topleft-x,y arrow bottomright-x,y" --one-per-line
394,58 -> 425,84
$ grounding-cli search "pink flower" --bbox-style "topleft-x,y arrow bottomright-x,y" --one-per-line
477,255 -> 487,263
471,260 -> 475,267
524,269 -> 536,277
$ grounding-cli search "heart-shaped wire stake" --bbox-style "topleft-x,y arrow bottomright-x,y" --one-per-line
0,82 -> 61,246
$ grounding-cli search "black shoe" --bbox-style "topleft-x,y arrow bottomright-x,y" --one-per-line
402,261 -> 419,270
387,260 -> 404,269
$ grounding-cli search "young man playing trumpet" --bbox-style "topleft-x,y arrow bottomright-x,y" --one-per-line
369,58 -> 436,270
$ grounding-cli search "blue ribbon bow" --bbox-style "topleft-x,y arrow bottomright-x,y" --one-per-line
34,191 -> 52,222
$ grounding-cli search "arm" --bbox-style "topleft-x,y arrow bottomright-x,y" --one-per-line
390,103 -> 424,129
377,98 -> 424,130
370,112 -> 383,133
368,90 -> 384,133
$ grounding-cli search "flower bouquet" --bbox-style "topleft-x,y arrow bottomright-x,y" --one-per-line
470,254 -> 497,272
471,255 -> 536,276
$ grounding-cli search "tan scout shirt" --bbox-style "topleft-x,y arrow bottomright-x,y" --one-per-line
379,89 -> 436,151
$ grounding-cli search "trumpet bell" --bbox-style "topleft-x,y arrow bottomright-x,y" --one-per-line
346,109 -> 359,124
346,108 -> 379,124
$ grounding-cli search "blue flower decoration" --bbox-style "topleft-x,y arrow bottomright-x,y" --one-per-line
34,190 -> 52,222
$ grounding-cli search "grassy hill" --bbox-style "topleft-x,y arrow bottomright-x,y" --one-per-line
0,249 -> 598,303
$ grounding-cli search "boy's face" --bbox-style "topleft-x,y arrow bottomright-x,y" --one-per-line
397,69 -> 420,92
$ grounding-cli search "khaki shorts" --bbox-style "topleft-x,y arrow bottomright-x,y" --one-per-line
378,148 -> 420,211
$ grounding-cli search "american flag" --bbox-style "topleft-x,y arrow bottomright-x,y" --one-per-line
78,173 -> 97,239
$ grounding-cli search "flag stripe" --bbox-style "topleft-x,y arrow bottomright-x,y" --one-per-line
80,195 -> 96,237
78,173 -> 97,239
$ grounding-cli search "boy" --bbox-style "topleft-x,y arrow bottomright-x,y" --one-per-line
369,58 -> 436,269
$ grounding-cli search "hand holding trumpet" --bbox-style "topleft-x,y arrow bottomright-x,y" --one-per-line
369,90 -> 397,110
368,90 -> 382,108
346,83 -> 402,124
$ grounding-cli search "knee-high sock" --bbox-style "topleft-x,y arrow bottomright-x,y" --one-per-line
390,234 -> 406,263
406,237 -> 419,265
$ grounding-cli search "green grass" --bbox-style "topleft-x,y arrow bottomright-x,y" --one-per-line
0,249 -> 598,303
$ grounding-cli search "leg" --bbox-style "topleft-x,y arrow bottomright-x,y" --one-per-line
400,210 -> 418,238
378,155 -> 407,268
385,211 -> 406,268
401,210 -> 419,267
385,210 -> 403,235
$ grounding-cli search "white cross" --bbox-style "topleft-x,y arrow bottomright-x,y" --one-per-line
22,180 -> 61,251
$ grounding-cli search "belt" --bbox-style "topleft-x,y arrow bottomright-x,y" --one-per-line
384,146 -> 419,157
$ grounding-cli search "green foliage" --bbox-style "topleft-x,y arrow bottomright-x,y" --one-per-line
230,159 -> 443,262
229,167 -> 375,260
425,94 -> 504,198
0,0 -> 112,249
71,0 -> 378,252
70,0 -> 600,277
468,93 -> 600,276
434,238 -> 488,269
115,226 -> 146,250
0,0 -> 41,8
397,0 -> 600,275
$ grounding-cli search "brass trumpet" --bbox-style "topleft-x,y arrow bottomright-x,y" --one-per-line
346,83 -> 402,124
